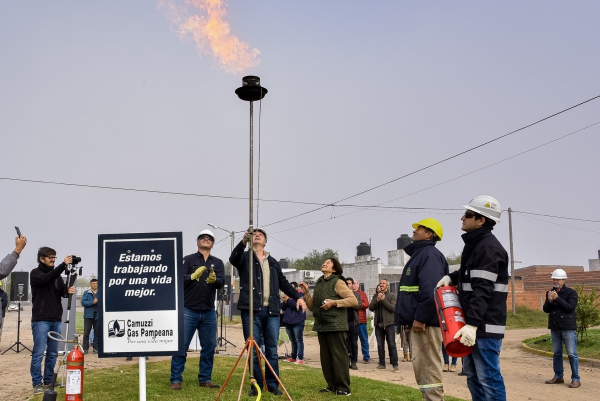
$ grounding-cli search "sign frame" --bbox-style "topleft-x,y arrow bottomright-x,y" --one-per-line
97,232 -> 184,358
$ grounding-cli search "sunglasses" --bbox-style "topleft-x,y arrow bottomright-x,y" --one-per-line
464,210 -> 477,219
198,235 -> 214,242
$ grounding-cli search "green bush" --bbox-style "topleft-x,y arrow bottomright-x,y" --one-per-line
574,284 -> 600,342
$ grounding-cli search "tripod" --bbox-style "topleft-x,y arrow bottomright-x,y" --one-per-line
216,287 -> 235,353
2,292 -> 31,354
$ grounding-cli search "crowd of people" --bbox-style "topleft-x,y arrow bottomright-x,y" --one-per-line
0,193 -> 583,399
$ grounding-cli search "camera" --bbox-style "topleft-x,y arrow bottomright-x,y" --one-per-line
71,255 -> 82,265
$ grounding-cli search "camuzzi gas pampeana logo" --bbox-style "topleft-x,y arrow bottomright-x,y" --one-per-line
108,320 -> 126,337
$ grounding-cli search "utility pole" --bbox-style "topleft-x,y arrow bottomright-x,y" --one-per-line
508,207 -> 516,315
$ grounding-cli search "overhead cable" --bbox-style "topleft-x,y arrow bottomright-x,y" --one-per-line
261,95 -> 600,229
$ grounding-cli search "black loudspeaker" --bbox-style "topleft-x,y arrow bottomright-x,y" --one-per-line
9,271 -> 29,302
217,275 -> 231,302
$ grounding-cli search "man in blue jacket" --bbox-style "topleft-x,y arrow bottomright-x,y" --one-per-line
394,218 -> 448,401
438,195 -> 509,401
543,268 -> 580,388
170,229 -> 225,391
230,228 -> 306,396
81,278 -> 99,354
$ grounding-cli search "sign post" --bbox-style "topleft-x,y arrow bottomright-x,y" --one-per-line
98,232 -> 184,400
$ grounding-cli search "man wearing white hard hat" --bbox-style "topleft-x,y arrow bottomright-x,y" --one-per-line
394,218 -> 449,401
437,195 -> 509,401
543,269 -> 580,388
170,229 -> 225,391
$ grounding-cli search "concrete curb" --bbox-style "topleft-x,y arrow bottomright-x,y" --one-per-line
521,343 -> 600,368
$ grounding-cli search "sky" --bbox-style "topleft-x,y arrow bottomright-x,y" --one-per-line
1,1 -> 599,279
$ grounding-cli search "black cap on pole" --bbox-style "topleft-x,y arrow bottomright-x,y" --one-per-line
235,76 -> 268,102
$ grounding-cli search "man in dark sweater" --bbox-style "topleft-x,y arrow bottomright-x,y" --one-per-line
29,247 -> 76,395
170,229 -> 225,391
543,268 -> 580,388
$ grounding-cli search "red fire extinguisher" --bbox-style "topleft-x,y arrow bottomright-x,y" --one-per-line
434,286 -> 472,358
65,344 -> 84,401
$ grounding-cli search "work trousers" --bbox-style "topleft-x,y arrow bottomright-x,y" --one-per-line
375,324 -> 398,367
318,331 -> 351,393
411,326 -> 444,401
83,318 -> 98,352
346,320 -> 359,363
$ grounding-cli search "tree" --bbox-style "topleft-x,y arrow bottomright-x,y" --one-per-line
292,249 -> 339,270
446,252 -> 461,265
574,284 -> 600,342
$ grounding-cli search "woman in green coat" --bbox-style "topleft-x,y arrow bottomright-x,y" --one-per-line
299,258 -> 358,396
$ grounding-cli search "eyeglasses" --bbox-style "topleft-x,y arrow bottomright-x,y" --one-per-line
464,210 -> 477,219
198,235 -> 214,242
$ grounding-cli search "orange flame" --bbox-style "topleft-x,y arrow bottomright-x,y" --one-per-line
158,0 -> 260,74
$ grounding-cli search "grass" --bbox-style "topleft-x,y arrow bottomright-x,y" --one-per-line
47,356 -> 466,401
505,306 -> 548,329
523,329 -> 600,360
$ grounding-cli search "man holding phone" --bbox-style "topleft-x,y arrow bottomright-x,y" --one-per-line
0,229 -> 27,280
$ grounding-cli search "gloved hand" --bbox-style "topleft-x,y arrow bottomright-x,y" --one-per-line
454,324 -> 477,347
436,275 -> 453,288
206,267 -> 217,284
191,266 -> 207,281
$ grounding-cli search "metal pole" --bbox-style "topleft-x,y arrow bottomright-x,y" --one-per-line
508,207 -> 516,315
248,100 -> 254,377
230,230 -> 234,321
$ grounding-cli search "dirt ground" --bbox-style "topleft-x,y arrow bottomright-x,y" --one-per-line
1,307 -> 598,400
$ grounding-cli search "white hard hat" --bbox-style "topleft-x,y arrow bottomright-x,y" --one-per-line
551,269 -> 568,279
464,195 -> 502,223
197,229 -> 215,242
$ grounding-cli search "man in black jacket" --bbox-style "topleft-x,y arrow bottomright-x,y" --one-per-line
394,218 -> 448,401
230,228 -> 306,396
438,195 -> 509,401
543,269 -> 580,388
170,229 -> 224,391
29,247 -> 76,395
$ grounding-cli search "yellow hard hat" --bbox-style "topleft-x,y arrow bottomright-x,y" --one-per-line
412,218 -> 444,241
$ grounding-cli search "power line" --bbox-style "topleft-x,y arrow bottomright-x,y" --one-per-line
261,95 -> 600,229
269,121 -> 600,235
517,213 -> 600,234
511,211 -> 600,223
268,234 -> 308,255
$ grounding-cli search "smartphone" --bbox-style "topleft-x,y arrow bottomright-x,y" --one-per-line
15,226 -> 21,237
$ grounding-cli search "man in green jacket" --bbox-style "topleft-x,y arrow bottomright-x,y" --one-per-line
369,279 -> 398,372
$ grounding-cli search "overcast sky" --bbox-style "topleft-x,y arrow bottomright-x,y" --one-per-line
1,1 -> 599,278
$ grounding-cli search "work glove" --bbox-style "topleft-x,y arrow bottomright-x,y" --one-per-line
206,267 -> 217,284
191,266 -> 207,281
436,275 -> 453,288
454,324 -> 477,347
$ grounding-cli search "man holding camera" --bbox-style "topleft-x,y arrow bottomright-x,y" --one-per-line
0,233 -> 27,280
29,247 -> 76,394
170,229 -> 225,391
230,228 -> 306,396
81,278 -> 99,354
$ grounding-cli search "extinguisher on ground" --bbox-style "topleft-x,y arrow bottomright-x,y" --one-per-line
434,286 -> 472,358
65,344 -> 85,401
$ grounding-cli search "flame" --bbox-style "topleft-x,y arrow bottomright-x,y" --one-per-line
158,0 -> 260,74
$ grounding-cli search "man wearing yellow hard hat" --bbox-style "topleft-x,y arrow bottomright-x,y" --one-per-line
394,218 -> 449,401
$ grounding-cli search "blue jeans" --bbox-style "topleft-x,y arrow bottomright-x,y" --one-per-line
551,330 -> 579,381
285,324 -> 304,360
463,337 -> 506,401
31,321 -> 61,387
241,309 -> 280,390
358,323 -> 370,361
442,343 -> 458,365
170,308 -> 217,384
